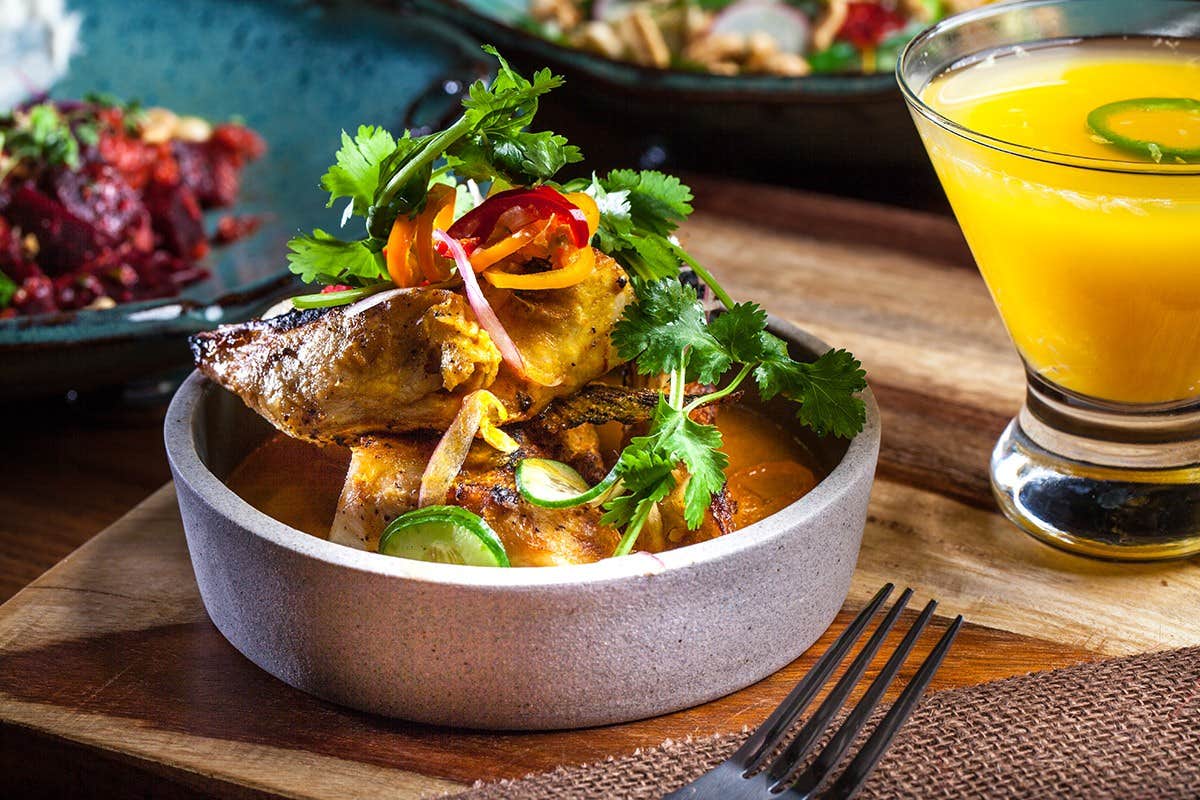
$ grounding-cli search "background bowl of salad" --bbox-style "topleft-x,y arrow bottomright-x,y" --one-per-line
0,0 -> 484,400
411,0 -> 996,182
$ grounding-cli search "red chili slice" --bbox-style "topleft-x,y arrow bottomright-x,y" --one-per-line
444,186 -> 590,252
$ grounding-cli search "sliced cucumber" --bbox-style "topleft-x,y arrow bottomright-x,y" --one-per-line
515,458 -> 618,509
291,284 -> 389,309
1087,97 -> 1200,163
378,506 -> 510,567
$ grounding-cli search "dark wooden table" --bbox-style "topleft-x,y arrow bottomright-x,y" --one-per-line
0,393 -> 170,603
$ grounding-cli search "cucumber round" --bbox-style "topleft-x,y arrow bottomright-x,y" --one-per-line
378,506 -> 510,567
515,458 -> 618,509
1087,97 -> 1200,163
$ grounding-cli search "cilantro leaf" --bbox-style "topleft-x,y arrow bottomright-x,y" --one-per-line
486,130 -> 582,182
601,444 -> 676,528
601,169 -> 693,236
707,303 -> 772,364
652,402 -> 728,529
449,129 -> 581,185
601,398 -> 728,549
756,347 -> 868,438
580,170 -> 694,282
321,125 -> 397,217
583,177 -> 632,253
462,46 -> 564,132
611,279 -> 715,376
285,229 -> 385,285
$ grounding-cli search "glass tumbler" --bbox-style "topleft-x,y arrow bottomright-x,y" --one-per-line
898,0 -> 1200,560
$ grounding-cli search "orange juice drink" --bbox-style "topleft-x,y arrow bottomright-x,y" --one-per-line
917,38 -> 1200,405
901,0 -> 1200,562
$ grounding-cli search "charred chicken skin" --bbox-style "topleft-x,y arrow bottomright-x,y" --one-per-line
191,250 -> 633,444
331,432 -> 622,566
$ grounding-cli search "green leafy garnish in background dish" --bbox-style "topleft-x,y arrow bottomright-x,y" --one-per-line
0,270 -> 17,309
286,45 -> 868,555
0,104 -> 87,173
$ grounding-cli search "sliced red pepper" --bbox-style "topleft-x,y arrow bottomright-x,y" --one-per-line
837,2 -> 906,49
445,186 -> 590,251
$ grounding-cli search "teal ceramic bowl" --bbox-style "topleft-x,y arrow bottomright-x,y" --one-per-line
411,0 -> 924,173
0,0 -> 486,399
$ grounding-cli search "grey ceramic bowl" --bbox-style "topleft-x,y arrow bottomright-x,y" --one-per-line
165,317 -> 880,730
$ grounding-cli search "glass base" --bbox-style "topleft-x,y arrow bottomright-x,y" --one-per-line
990,376 -> 1200,561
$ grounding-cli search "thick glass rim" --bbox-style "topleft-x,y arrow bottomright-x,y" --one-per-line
896,0 -> 1200,176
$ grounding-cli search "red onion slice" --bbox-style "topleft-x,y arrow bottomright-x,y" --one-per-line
433,229 -> 526,378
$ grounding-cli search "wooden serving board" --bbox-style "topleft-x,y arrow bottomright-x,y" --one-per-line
3,178 -> 1199,800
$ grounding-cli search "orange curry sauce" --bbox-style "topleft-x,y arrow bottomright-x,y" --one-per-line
226,404 -> 820,543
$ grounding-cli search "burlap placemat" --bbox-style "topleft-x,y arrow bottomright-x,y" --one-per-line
455,645 -> 1200,799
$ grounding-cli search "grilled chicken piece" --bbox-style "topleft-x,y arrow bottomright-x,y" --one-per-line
191,251 -> 633,443
191,289 -> 499,444
524,422 -> 610,484
486,251 -> 633,402
530,382 -> 741,435
331,434 -> 621,567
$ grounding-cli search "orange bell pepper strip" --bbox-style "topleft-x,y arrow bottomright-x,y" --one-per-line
562,191 -> 600,238
385,215 -> 417,287
483,243 -> 595,290
415,183 -> 457,282
468,218 -> 553,272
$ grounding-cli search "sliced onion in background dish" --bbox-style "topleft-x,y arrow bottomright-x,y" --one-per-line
592,0 -> 637,21
432,229 -> 526,377
711,0 -> 811,55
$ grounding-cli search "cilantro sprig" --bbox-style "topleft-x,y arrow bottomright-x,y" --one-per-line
560,169 -> 694,283
286,46 -> 581,288
598,283 -> 866,553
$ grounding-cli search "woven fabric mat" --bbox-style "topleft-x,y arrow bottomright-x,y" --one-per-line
454,646 -> 1200,799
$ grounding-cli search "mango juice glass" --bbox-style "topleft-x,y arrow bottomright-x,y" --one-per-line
898,0 -> 1200,560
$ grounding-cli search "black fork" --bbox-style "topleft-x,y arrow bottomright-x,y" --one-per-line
664,584 -> 962,800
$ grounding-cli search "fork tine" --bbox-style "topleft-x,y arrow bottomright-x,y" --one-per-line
736,584 -> 894,773
819,614 -> 964,800
763,589 -> 914,787
783,598 -> 938,799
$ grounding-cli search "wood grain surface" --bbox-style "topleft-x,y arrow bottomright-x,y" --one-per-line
2,179 -> 1198,799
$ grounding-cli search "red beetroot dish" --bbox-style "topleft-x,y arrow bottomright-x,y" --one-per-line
0,100 -> 264,317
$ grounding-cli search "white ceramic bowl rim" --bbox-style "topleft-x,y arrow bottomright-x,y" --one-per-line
165,317 -> 880,591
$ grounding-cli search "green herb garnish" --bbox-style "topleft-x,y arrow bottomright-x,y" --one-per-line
0,270 -> 16,309
286,46 -> 868,555
600,283 -> 865,552
287,46 -> 581,288
0,103 -> 86,173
